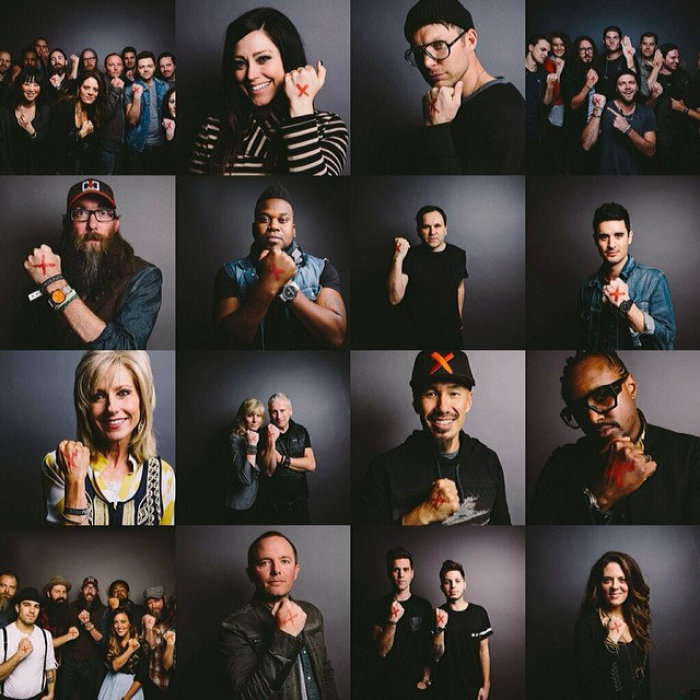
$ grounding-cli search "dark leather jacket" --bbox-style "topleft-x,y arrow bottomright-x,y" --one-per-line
221,595 -> 339,700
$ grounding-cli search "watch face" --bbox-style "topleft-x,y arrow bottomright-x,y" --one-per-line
50,289 -> 67,304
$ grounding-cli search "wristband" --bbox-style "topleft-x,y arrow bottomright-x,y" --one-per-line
434,626 -> 446,633
53,288 -> 78,312
386,619 -> 397,625
64,506 -> 89,516
624,124 -> 632,136
282,455 -> 291,469
39,274 -> 65,293
246,445 -> 257,455
683,107 -> 690,116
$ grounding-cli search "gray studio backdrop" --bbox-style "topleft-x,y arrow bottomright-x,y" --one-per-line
352,525 -> 526,699
176,176 -> 351,349
0,350 -> 176,527
0,176 -> 176,349
176,525 -> 350,700
176,351 -> 350,524
526,177 -> 700,349
527,526 -> 700,698
0,0 -> 174,63
526,351 -> 700,508
0,528 -> 175,611
527,0 -> 700,68
177,0 -> 351,173
352,350 -> 526,524
351,176 -> 525,349
351,0 -> 526,173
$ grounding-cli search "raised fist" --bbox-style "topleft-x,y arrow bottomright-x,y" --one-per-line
67,627 -> 79,640
57,441 -> 91,483
387,599 -> 405,623
108,597 -> 120,610
127,638 -> 140,651
592,93 -> 606,110
17,637 -> 33,659
111,77 -> 124,90
132,84 -> 143,98
423,81 -> 463,125
585,69 -> 598,89
257,247 -> 296,292
267,424 -> 281,443
79,120 -> 94,138
651,82 -> 664,100
424,478 -> 460,522
285,60 -> 326,117
246,429 -> 259,446
142,614 -> 156,631
394,237 -> 409,260
78,610 -> 90,624
24,244 -> 62,286
273,599 -> 307,636
435,607 -> 449,628
163,630 -> 176,645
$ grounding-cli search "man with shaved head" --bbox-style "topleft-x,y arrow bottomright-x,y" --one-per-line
258,393 -> 316,524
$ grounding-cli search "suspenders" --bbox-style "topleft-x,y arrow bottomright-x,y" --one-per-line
0,625 -> 48,696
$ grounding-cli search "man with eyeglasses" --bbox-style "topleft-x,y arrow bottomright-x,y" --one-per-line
579,202 -> 675,349
530,351 -> 700,525
23,179 -> 162,349
403,0 -> 525,174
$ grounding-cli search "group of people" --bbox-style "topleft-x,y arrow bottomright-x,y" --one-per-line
0,38 -> 176,174
526,26 -> 700,174
0,571 -> 175,700
225,393 -> 315,524
367,548 -> 492,699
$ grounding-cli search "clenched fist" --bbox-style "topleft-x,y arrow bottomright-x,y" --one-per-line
423,81 -> 463,125
273,599 -> 306,636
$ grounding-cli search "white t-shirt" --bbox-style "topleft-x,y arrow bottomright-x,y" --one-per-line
1,622 -> 56,699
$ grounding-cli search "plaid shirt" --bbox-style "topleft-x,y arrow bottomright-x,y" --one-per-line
148,623 -> 170,690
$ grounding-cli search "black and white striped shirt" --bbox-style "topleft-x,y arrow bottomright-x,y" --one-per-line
189,110 -> 348,175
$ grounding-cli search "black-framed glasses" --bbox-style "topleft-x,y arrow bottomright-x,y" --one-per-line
578,46 -> 594,54
70,208 -> 116,222
405,29 -> 467,67
560,371 -> 629,429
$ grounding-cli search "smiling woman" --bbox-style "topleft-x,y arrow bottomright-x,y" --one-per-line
189,6 -> 348,175
42,350 -> 175,526
575,551 -> 651,699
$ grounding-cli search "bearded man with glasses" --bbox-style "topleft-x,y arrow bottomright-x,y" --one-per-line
403,0 -> 525,174
530,351 -> 700,525
23,179 -> 162,348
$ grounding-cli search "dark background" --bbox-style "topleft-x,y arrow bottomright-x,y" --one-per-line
527,526 -> 700,698
351,0 -> 525,174
352,350 -> 525,525
0,176 -> 176,350
175,176 -> 351,349
0,528 -> 175,611
0,350 -> 176,527
351,176 -> 525,349
176,525 -> 350,700
176,351 -> 350,525
526,176 -> 700,349
527,0 -> 700,69
526,350 -> 700,508
352,525 -> 526,699
177,0 -> 351,174
0,0 -> 174,71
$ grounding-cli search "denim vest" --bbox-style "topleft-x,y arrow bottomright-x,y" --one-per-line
579,256 -> 677,350
224,248 -> 326,349
125,78 -> 168,152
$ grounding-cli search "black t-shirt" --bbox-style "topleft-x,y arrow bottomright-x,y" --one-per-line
213,257 -> 341,349
263,420 -> 312,504
526,66 -> 548,141
598,102 -> 656,174
434,603 -> 493,699
403,242 -> 468,347
596,55 -> 627,101
370,593 -> 433,698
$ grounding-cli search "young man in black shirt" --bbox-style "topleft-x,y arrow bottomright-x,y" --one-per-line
432,559 -> 493,700
388,205 -> 468,348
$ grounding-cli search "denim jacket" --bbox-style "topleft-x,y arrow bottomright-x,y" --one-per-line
223,245 -> 326,349
579,256 -> 676,350
124,78 -> 168,152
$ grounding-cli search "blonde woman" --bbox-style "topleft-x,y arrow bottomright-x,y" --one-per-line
224,397 -> 265,523
42,351 -> 175,525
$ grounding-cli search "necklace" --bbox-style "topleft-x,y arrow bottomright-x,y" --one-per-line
466,67 -> 487,97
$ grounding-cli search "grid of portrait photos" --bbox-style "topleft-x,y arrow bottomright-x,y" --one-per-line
1,0 -> 700,698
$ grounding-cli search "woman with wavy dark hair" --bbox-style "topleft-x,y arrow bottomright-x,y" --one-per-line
48,68 -> 107,173
190,6 -> 348,175
0,66 -> 50,173
575,551 -> 651,699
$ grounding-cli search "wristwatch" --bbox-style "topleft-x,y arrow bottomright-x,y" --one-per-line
618,299 -> 633,315
47,285 -> 77,311
278,281 -> 300,303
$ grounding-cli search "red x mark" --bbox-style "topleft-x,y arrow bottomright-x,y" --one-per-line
608,287 -> 625,303
390,602 -> 401,617
270,264 -> 284,281
431,493 -> 447,509
606,454 -> 635,488
33,255 -> 56,276
430,352 -> 454,374
283,609 -> 301,626
609,619 -> 623,633
295,83 -> 309,97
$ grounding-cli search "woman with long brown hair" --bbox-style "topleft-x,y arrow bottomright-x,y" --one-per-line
98,610 -> 148,700
48,68 -> 107,173
575,551 -> 651,699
